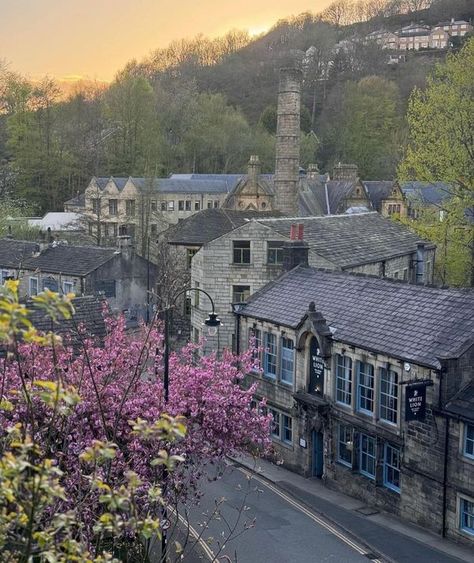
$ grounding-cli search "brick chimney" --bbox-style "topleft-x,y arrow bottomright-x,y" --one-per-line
274,63 -> 303,216
283,223 -> 309,271
117,235 -> 133,260
332,163 -> 358,181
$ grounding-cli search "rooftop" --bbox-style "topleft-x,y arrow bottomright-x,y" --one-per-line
0,239 -> 40,269
445,380 -> 474,421
239,266 -> 474,369
256,212 -> 432,269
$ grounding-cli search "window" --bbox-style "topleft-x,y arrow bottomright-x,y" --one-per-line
282,415 -> 293,444
393,271 -> 399,279
167,201 -> 174,211
460,498 -> 474,536
195,201 -> 200,211
1,270 -> 12,283
102,223 -> 109,237
88,223 -> 94,236
161,201 -> 167,212
92,198 -> 100,215
178,200 -> 184,211
267,241 -> 284,265
108,199 -> 118,216
62,281 -> 74,295
379,367 -> 398,424
357,361 -> 375,414
464,424 -> 474,459
151,200 -> 157,212
263,333 -> 277,379
359,433 -> 376,479
207,201 -> 213,209
95,280 -> 116,298
336,354 -> 352,406
233,241 -> 250,264
280,337 -> 294,385
384,444 -> 401,492
269,408 -> 280,438
125,199 -> 136,217
232,285 -> 250,303
337,424 -> 353,467
182,200 -> 190,211
184,297 -> 191,316
248,328 -> 262,370
214,200 -> 219,209
403,268 -> 408,281
268,409 -> 292,445
110,223 -> 117,237
150,224 -> 157,236
29,277 -> 38,296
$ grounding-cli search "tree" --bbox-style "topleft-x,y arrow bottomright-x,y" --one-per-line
104,74 -> 162,175
0,283 -> 271,560
399,39 -> 474,286
321,76 -> 403,178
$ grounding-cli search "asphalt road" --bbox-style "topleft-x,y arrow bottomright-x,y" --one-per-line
171,463 -> 380,563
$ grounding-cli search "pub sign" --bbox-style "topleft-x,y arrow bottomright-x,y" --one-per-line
308,336 -> 325,395
405,383 -> 427,421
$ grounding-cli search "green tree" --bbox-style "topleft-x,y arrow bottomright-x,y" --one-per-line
322,76 -> 402,178
399,39 -> 474,286
104,74 -> 162,175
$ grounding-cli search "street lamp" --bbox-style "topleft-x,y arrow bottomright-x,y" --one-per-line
160,287 -> 220,561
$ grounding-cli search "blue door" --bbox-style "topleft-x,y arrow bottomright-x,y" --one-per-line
312,430 -> 324,478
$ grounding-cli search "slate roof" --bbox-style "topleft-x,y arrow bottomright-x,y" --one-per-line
22,245 -> 117,276
0,239 -> 39,269
257,213 -> 431,269
64,193 -> 86,207
445,381 -> 474,421
363,181 -> 396,211
165,208 -> 282,246
28,295 -> 107,349
239,266 -> 474,369
400,182 -> 451,206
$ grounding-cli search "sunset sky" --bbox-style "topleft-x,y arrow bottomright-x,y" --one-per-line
0,0 -> 332,82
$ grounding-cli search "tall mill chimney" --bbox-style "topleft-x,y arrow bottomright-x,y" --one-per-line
274,64 -> 303,216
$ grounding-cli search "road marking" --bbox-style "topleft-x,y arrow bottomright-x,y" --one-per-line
237,466 -> 384,563
168,506 -> 215,561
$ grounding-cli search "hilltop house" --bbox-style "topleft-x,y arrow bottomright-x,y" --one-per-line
236,246 -> 474,547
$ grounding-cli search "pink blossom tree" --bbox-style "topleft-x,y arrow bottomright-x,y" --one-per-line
0,284 -> 271,560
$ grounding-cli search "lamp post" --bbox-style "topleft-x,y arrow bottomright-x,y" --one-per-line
160,287 -> 220,560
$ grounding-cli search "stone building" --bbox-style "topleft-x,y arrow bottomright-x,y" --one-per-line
0,236 -> 156,324
236,250 -> 474,546
167,214 -> 435,353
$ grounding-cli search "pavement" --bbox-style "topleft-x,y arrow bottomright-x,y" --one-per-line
229,453 -> 474,563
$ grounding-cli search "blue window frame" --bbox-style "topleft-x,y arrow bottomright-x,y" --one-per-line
379,367 -> 398,424
29,277 -> 38,296
464,424 -> 474,459
269,408 -> 280,438
337,424 -> 353,467
280,337 -> 294,385
359,433 -> 376,479
460,498 -> 474,536
383,444 -> 401,492
357,361 -> 374,415
263,333 -> 277,379
282,415 -> 292,444
336,354 -> 352,406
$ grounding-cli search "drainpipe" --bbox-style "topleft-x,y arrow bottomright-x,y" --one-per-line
442,416 -> 449,538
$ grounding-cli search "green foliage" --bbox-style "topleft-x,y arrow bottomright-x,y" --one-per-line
399,39 -> 474,286
321,75 -> 403,178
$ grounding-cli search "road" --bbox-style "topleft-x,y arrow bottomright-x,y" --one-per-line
170,462 -> 382,563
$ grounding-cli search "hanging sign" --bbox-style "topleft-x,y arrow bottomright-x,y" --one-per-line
405,383 -> 427,421
309,336 -> 325,395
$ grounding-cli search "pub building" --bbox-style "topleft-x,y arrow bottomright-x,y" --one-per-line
235,239 -> 474,547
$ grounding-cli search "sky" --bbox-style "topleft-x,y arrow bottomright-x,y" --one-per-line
0,0 -> 332,82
